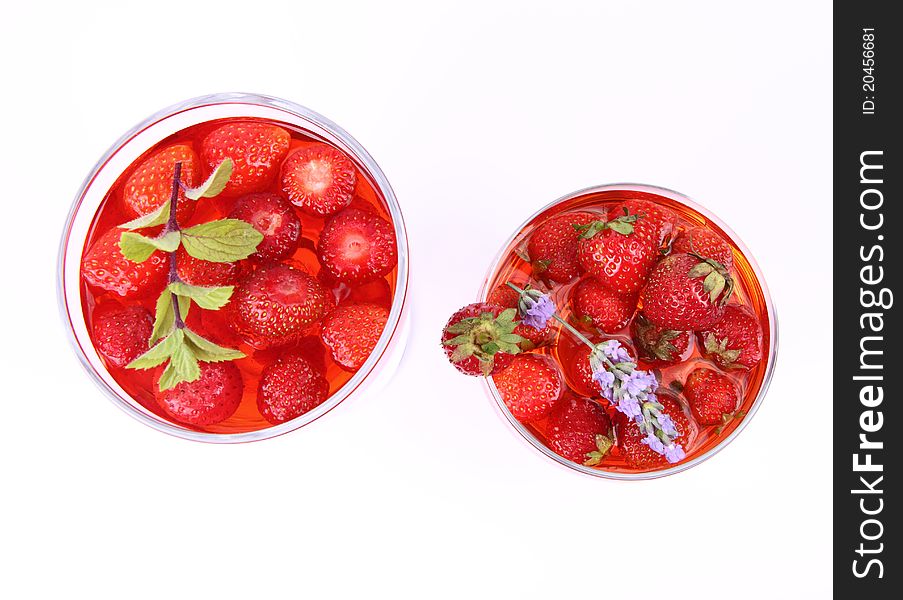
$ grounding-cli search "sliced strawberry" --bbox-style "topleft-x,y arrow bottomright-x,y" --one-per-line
257,354 -> 329,424
672,226 -> 733,270
493,354 -> 564,422
229,192 -> 301,261
631,313 -> 690,366
547,395 -> 612,464
154,361 -> 243,426
320,304 -> 389,371
91,303 -> 153,368
572,277 -> 637,333
696,303 -> 763,370
82,228 -> 168,299
281,143 -> 357,216
228,263 -> 335,349
175,246 -> 239,287
318,208 -> 398,284
201,122 -> 291,197
682,367 -> 740,426
441,303 -> 519,376
487,283 -> 554,349
122,144 -> 199,223
615,394 -> 692,469
527,211 -> 598,283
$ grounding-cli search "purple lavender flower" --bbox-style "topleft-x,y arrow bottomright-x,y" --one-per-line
641,433 -> 665,454
656,412 -> 679,438
664,444 -> 686,463
592,368 -> 615,395
615,395 -> 642,420
599,339 -> 631,363
520,292 -> 556,330
624,370 -> 658,396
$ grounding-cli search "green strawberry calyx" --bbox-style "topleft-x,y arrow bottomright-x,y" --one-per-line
687,253 -> 734,305
634,314 -> 685,362
584,433 -> 614,466
574,209 -> 644,239
443,308 -> 525,376
702,332 -> 744,368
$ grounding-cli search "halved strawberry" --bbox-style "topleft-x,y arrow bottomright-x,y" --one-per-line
546,394 -> 612,464
201,122 -> 291,197
229,192 -> 301,261
228,263 -> 335,349
441,303 -> 519,376
493,354 -> 564,422
176,246 -> 239,287
572,277 -> 637,333
320,304 -> 389,371
696,303 -> 763,370
91,303 -> 153,368
318,208 -> 397,284
672,226 -> 733,270
122,144 -> 199,223
527,211 -> 598,283
615,394 -> 692,469
154,361 -> 243,427
641,252 -> 733,330
681,367 -> 740,426
631,313 -> 690,366
82,228 -> 168,299
487,283 -> 554,349
257,354 -> 329,424
281,143 -> 357,216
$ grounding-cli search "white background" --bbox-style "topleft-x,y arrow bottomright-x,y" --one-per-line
1,1 -> 832,598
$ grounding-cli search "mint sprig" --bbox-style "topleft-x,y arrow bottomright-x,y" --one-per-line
119,159 -> 262,391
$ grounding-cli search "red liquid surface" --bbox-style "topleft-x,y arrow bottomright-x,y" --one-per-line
485,189 -> 772,474
79,117 -> 399,434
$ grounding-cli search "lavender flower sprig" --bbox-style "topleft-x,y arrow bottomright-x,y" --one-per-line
505,283 -> 686,464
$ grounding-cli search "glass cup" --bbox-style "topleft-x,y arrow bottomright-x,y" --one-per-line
58,93 -> 410,442
479,183 -> 777,479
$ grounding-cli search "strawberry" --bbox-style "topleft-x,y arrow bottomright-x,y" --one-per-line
320,304 -> 389,371
681,367 -> 741,426
201,122 -> 291,197
572,277 -> 637,333
616,394 -> 692,469
526,211 -> 598,283
229,193 -> 301,261
257,354 -> 329,424
640,252 -> 733,330
630,313 -> 690,366
122,144 -> 199,222
154,361 -> 243,426
281,143 -> 357,216
556,335 -> 601,398
82,228 -> 168,299
175,246 -> 239,287
493,354 -> 564,422
318,208 -> 398,285
576,200 -> 676,295
672,226 -> 733,270
487,283 -> 554,349
228,263 -> 335,349
339,277 -> 393,309
696,303 -> 763,370
441,303 -> 520,376
91,303 -> 153,368
546,394 -> 612,464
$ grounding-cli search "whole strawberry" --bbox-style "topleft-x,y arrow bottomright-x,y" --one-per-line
229,193 -> 301,261
229,264 -> 335,348
154,361 -> 243,426
122,144 -> 199,222
82,228 -> 168,299
556,334 -> 601,398
281,143 -> 357,216
258,354 -> 329,424
547,395 -> 612,465
630,313 -> 690,366
338,277 -> 393,309
318,208 -> 398,285
616,394 -> 692,469
696,303 -> 763,370
572,277 -> 637,333
526,211 -> 598,283
92,303 -> 154,368
320,303 -> 389,371
672,226 -> 733,270
681,367 -> 741,427
640,252 -> 733,330
487,283 -> 554,349
442,303 -> 521,376
201,122 -> 291,197
493,354 -> 564,422
176,246 -> 239,287
576,200 -> 676,295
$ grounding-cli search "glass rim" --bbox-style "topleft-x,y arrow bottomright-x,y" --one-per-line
478,182 -> 779,480
57,92 -> 410,443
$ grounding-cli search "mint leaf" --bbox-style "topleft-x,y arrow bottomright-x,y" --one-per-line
118,201 -> 171,230
119,230 -> 181,262
185,158 -> 233,200
126,329 -> 183,370
149,291 -> 191,345
154,329 -> 202,391
183,329 -> 245,362
181,219 -> 264,263
168,282 -> 234,310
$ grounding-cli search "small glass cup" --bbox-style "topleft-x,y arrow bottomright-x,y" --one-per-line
58,93 -> 410,443
479,183 -> 777,479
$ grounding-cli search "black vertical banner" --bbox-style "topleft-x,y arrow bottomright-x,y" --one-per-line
835,2 -> 899,596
